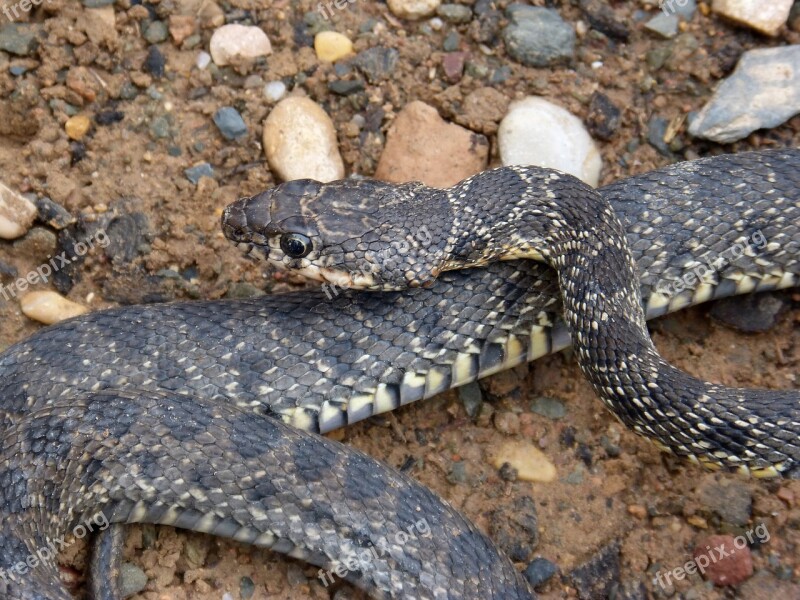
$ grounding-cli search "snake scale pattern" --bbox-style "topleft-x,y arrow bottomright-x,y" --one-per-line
1,149 -> 798,599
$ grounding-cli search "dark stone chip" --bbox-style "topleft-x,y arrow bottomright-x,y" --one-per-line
568,540 -> 621,600
586,92 -> 621,141
709,293 -> 786,333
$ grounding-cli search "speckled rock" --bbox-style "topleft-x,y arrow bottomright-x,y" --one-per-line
263,97 -> 345,182
209,24 -> 272,66
693,534 -> 753,586
0,182 -> 37,240
387,0 -> 441,19
688,45 -> 800,143
20,291 -> 89,325
502,5 -> 575,67
498,97 -> 602,187
374,101 -> 488,188
711,0 -> 793,36
314,31 -> 354,62
119,563 -> 148,597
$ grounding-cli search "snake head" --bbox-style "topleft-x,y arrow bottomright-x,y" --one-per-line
223,178 -> 451,291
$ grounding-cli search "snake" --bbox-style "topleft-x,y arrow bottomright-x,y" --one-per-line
0,149 -> 798,599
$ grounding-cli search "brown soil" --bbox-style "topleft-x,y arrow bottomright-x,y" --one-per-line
0,0 -> 798,599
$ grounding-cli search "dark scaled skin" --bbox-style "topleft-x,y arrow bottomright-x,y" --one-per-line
1,150 -> 798,599
224,149 -> 800,477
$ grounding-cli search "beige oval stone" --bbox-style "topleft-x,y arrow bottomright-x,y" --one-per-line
21,291 -> 89,325
209,24 -> 272,66
314,31 -> 354,62
387,0 -> 441,19
263,97 -> 345,182
0,181 -> 37,240
491,440 -> 557,483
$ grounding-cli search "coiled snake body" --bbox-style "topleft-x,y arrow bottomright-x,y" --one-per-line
1,150 -> 798,599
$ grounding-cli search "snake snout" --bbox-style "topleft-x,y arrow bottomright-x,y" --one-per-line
222,200 -> 250,243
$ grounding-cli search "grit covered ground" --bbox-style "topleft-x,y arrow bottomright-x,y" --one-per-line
0,1 -> 799,599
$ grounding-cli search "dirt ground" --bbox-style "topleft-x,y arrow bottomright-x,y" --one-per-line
0,0 -> 799,599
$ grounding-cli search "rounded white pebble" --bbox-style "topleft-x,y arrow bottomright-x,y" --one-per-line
21,291 -> 89,325
498,96 -> 602,187
263,97 -> 345,183
387,0 -> 441,19
263,81 -> 287,103
0,182 -> 37,240
196,51 -> 212,70
429,17 -> 444,30
209,24 -> 272,67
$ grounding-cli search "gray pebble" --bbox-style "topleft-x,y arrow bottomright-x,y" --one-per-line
645,13 -> 679,38
213,107 -> 248,141
352,47 -> 399,83
184,163 -> 214,184
328,79 -> 365,95
144,21 -> 169,44
459,382 -> 483,418
524,557 -> 558,589
443,31 -> 460,52
696,477 -> 752,526
0,23 -> 38,56
502,4 -> 575,67
120,563 -> 148,597
647,116 -> 671,156
240,575 -> 256,599
436,4 -> 473,23
530,396 -> 566,420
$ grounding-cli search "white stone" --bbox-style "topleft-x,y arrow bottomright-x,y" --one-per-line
712,0 -> 793,36
0,182 -> 37,240
209,24 -> 272,67
263,97 -> 345,183
263,81 -> 287,103
387,0 -> 441,20
196,51 -> 211,70
689,45 -> 800,143
498,97 -> 602,187
20,291 -> 89,325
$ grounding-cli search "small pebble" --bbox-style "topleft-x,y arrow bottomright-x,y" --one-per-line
263,97 -> 345,183
688,45 -> 800,143
498,97 -> 602,187
314,31 -> 354,62
263,81 -> 287,102
143,20 -> 169,44
65,115 -> 91,141
328,79 -> 365,95
209,24 -> 272,66
0,181 -> 37,240
196,51 -> 212,70
530,396 -> 566,420
388,0 -> 441,19
693,534 -> 753,586
524,557 -> 559,589
0,23 -> 38,56
645,13 -> 680,38
240,575 -> 256,599
213,107 -> 248,140
143,46 -> 165,77
458,382 -> 483,418
184,163 -> 214,184
168,14 -> 196,44
119,563 -> 148,597
492,441 -> 557,482
711,0 -> 794,36
436,3 -> 473,23
21,291 -> 89,325
502,5 -> 575,67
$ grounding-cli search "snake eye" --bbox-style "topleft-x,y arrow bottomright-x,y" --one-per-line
280,233 -> 313,259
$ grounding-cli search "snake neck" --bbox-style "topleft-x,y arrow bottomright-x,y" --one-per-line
447,166 -> 799,477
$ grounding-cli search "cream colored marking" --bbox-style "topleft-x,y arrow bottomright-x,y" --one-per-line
129,500 -> 148,522
291,410 -> 315,430
691,283 -> 714,304
194,512 -> 218,533
234,527 -> 257,542
450,352 -> 477,386
348,394 -> 374,415
373,383 -> 396,414
505,334 -> 526,364
528,325 -> 549,360
646,292 -> 670,314
319,401 -> 343,425
401,371 -> 426,392
424,369 -> 448,396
